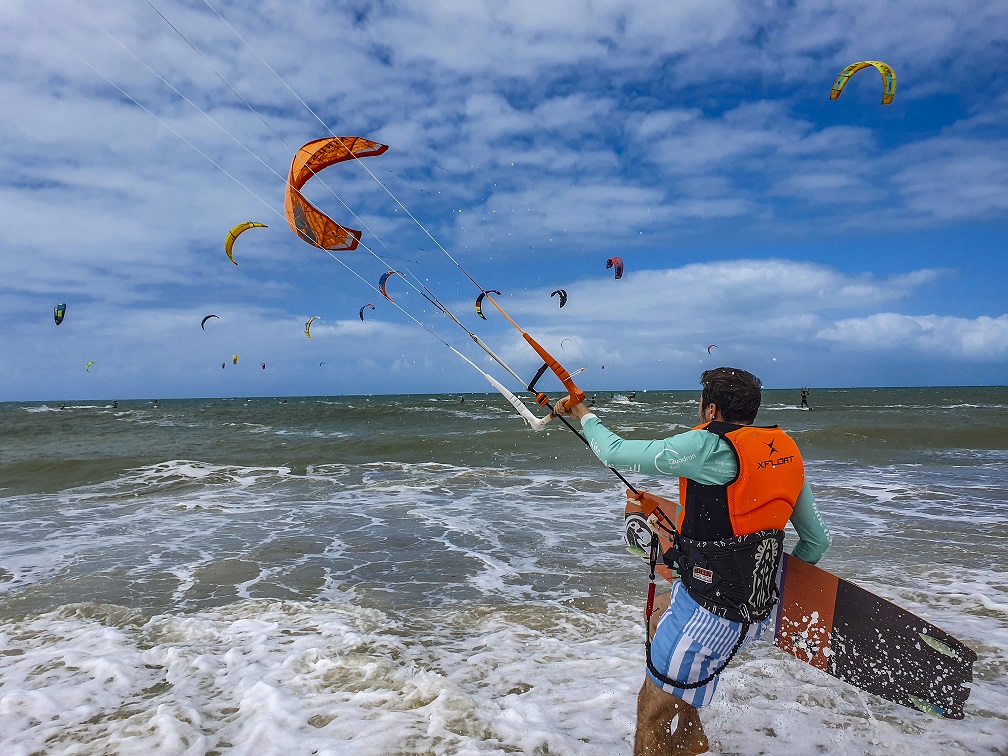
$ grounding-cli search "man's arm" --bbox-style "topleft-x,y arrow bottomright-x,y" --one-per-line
789,481 -> 831,564
578,413 -> 736,484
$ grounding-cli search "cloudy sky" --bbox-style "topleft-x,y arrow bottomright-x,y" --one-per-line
2,0 -> 1006,401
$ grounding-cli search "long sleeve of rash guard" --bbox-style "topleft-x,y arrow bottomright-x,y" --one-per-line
580,413 -> 831,565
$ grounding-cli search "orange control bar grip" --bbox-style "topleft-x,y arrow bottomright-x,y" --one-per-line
522,333 -> 586,405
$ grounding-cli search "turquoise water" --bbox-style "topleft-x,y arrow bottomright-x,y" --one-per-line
1,388 -> 1006,753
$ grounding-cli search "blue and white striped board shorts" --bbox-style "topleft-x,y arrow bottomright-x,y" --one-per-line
647,580 -> 776,707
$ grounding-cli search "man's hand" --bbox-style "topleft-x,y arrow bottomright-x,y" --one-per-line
555,396 -> 591,421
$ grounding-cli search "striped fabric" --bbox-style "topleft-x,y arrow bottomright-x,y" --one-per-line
648,580 -> 775,707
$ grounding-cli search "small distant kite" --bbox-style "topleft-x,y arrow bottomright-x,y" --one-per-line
561,338 -> 572,350
707,344 -> 718,355
379,271 -> 405,303
225,222 -> 267,265
551,289 -> 567,308
305,316 -> 318,339
606,257 -> 624,279
201,314 -> 219,330
85,361 -> 95,372
475,290 -> 501,320
54,303 -> 66,325
359,303 -> 375,320
285,136 -> 388,250
261,363 -> 266,370
233,354 -> 238,364
830,61 -> 896,105
222,362 -> 226,369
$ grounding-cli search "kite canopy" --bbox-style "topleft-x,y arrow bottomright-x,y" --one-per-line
379,271 -> 403,303
475,290 -> 501,320
233,354 -> 238,364
305,316 -> 318,339
54,303 -> 66,325
606,257 -> 624,279
707,344 -> 718,354
830,61 -> 896,104
225,222 -> 266,265
359,303 -> 375,321
551,289 -> 567,308
201,314 -> 219,330
85,361 -> 95,371
285,136 -> 388,251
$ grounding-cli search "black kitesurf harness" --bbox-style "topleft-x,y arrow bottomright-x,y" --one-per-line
642,524 -> 784,689
643,531 -> 751,689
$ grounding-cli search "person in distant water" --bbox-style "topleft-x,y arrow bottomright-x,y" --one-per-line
557,367 -> 831,755
801,387 -> 810,409
59,403 -> 65,410
112,401 -> 118,409
460,396 -> 465,404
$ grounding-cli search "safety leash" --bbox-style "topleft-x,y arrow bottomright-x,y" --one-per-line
643,532 -> 749,690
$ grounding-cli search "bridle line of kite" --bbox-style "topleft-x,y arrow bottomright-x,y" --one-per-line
182,4 -> 593,425
145,0 -> 410,263
47,28 -> 275,219
137,2 -> 509,366
47,11 -> 536,423
78,2 -> 585,436
122,2 -> 553,420
197,0 -> 533,336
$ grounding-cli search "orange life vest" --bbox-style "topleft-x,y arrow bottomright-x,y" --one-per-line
666,421 -> 805,622
678,421 -> 805,540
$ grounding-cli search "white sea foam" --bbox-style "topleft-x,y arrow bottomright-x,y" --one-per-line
2,392 -> 1006,753
1,594 -> 1004,755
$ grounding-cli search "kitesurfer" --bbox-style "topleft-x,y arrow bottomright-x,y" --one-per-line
557,367 -> 831,755
801,387 -> 810,409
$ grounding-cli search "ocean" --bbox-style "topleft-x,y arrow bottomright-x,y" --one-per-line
1,387 -> 1006,755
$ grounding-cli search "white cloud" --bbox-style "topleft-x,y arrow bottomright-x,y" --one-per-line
817,313 -> 1008,359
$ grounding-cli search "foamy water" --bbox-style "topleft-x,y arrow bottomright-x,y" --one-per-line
1,391 -> 1006,753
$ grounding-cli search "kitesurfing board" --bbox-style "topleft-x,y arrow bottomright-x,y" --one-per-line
624,495 -> 977,720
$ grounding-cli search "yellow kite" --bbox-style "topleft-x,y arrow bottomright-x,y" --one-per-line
830,61 -> 896,105
225,222 -> 267,265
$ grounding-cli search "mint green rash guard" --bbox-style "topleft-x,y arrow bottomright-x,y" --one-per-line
580,413 -> 832,565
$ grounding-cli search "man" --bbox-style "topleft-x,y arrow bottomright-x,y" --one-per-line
801,387 -> 810,409
557,367 -> 831,755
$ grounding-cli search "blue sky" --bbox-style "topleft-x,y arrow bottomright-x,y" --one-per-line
1,0 -> 1006,401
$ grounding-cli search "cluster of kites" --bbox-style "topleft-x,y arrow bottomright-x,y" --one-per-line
42,58 -> 892,381
202,60 -> 894,365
